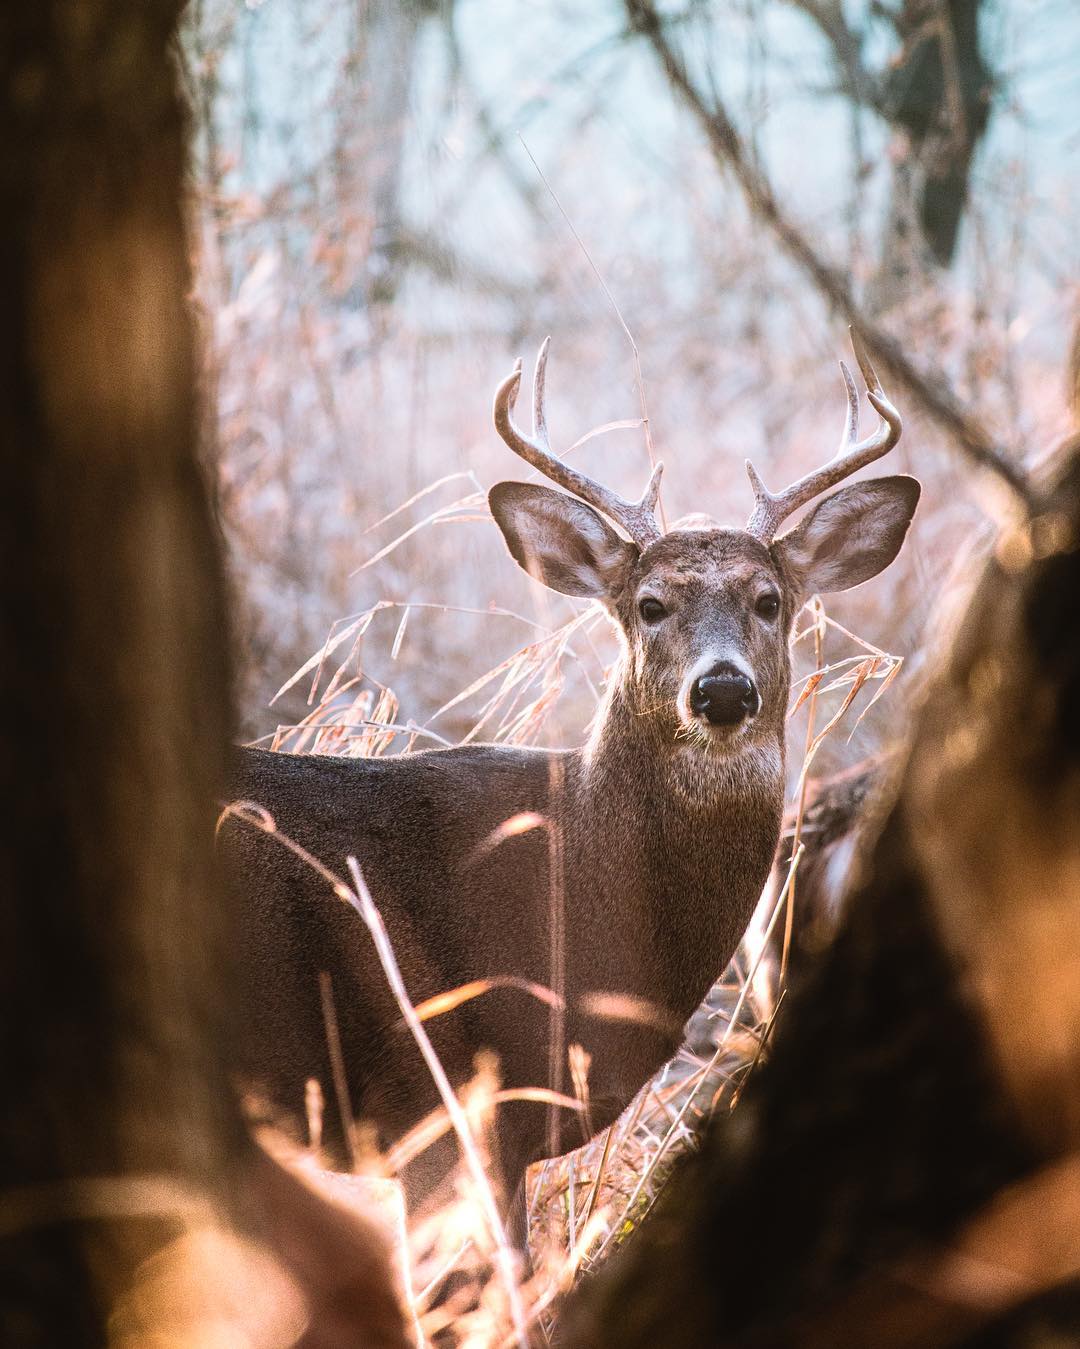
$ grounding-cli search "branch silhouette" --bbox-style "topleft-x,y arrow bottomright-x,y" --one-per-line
624,0 -> 1035,510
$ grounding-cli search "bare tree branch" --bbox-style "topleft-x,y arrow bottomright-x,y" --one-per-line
624,0 -> 1035,510
785,0 -> 886,113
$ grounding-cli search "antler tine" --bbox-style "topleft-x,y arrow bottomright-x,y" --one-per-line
839,358 -> 860,452
532,336 -> 549,445
744,328 -> 903,543
492,338 -> 664,549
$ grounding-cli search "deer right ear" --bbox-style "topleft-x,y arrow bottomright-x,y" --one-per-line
773,474 -> 921,597
488,482 -> 637,599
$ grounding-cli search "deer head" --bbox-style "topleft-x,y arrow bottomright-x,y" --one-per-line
489,334 -> 920,749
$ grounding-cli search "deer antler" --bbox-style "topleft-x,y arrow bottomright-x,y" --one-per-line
745,328 -> 903,543
493,337 -> 664,550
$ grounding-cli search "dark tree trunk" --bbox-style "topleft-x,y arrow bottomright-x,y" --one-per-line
0,4 -> 239,1337
0,6 -> 409,1344
885,0 -> 993,269
872,0 -> 994,306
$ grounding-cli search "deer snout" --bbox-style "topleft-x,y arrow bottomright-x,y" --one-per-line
689,663 -> 760,727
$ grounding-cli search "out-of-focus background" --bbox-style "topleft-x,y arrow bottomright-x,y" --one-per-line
180,0 -> 1080,767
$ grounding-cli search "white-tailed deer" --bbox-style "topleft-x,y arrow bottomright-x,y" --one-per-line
224,331 -> 919,1213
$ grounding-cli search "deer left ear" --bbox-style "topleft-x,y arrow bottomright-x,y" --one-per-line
774,475 -> 921,597
488,481 -> 638,599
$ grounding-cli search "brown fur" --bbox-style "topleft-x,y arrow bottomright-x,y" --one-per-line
223,478 -> 918,1212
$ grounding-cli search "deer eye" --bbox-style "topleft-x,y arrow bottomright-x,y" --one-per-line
755,591 -> 780,621
638,597 -> 667,624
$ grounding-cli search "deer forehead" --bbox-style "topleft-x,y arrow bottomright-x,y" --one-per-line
634,528 -> 778,593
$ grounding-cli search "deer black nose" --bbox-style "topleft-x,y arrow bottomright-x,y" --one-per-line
690,664 -> 759,726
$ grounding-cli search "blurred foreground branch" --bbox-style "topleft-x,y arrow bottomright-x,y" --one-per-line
624,0 -> 1035,511
0,3 -> 408,1342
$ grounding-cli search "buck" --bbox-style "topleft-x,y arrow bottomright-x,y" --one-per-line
224,332 -> 919,1214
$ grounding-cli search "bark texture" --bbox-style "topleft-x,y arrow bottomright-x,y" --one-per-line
0,6 -> 238,1338
0,6 -> 409,1344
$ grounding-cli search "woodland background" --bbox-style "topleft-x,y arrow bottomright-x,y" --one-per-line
4,2 -> 1080,1344
182,0 -> 1080,767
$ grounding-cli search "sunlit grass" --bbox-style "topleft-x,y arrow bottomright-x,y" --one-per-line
227,483 -> 904,1343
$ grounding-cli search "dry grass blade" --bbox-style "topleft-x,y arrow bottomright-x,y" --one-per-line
344,856 -> 530,1349
791,654 -> 875,692
467,812 -> 549,865
427,611 -> 590,730
581,1124 -> 616,1234
413,976 -> 564,1024
782,596 -> 825,984
391,606 -> 410,661
577,993 -> 683,1039
269,605 -> 384,706
318,971 -> 359,1171
271,717 -> 452,753
490,677 -> 565,747
564,418 -> 645,456
816,611 -> 890,658
351,492 -> 487,575
729,987 -> 788,1110
849,656 -> 904,735
798,659 -> 879,776
364,470 -> 485,535
788,667 -> 825,717
387,1090 -> 586,1175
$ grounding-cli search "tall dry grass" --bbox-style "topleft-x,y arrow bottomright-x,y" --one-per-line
227,471 -> 905,1345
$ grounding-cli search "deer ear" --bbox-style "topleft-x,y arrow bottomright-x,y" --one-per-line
488,482 -> 637,599
774,475 -> 921,597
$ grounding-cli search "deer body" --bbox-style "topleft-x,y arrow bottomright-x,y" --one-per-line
229,746 -> 780,1191
229,666 -> 783,1189
224,334 -> 919,1209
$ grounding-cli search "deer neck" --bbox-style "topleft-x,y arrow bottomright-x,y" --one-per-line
568,678 -> 785,896
553,678 -> 784,1032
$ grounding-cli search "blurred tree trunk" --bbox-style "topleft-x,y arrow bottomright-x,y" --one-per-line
0,5 -> 408,1344
783,0 -> 993,305
337,0 -> 440,310
565,432 -> 1080,1345
871,0 -> 994,308
0,2 -> 240,1337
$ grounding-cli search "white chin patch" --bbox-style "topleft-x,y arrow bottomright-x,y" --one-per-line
675,716 -> 751,753
668,737 -> 782,806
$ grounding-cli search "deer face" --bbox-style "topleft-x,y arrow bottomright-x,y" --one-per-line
622,528 -> 791,745
488,333 -> 920,752
489,476 -> 919,751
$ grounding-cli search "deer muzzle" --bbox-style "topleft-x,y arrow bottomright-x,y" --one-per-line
688,661 -> 761,728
